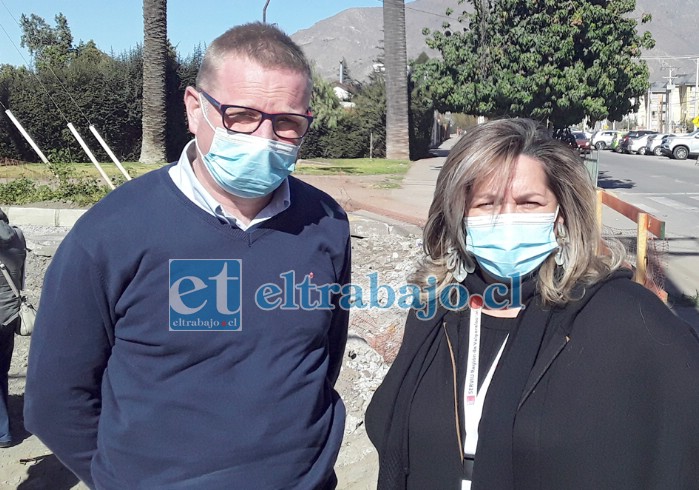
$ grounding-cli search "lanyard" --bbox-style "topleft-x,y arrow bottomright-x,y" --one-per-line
465,297 -> 482,406
463,297 -> 508,457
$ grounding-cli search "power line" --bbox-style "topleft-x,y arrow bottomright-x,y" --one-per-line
0,18 -> 71,123
375,0 -> 459,23
0,0 -> 91,127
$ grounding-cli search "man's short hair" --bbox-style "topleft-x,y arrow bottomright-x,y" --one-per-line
196,22 -> 312,89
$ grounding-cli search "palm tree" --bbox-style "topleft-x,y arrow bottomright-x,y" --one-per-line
139,0 -> 167,164
383,0 -> 410,160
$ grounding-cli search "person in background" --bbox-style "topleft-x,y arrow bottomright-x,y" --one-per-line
24,22 -> 350,489
0,209 -> 26,448
365,118 -> 699,489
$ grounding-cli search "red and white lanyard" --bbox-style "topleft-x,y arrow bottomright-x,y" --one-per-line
463,296 -> 508,457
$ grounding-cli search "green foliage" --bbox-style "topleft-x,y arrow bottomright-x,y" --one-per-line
418,0 -> 655,127
1,13 -> 201,165
301,67 -> 436,160
2,11 -> 436,165
20,13 -> 74,68
309,71 -> 344,129
0,177 -> 40,205
0,164 -> 113,206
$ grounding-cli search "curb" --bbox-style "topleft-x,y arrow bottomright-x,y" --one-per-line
3,205 -> 422,238
5,206 -> 87,228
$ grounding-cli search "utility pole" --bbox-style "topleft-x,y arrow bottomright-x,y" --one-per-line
694,57 -> 699,128
662,63 -> 678,133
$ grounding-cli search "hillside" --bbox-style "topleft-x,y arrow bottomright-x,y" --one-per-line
292,0 -> 698,85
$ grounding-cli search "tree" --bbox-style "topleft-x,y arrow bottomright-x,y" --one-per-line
383,0 -> 410,159
19,13 -> 74,68
419,0 -> 655,127
139,0 -> 167,164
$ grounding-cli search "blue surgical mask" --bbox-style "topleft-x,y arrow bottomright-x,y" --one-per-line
195,102 -> 299,198
465,211 -> 559,280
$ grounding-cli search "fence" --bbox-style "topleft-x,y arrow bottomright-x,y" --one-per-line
596,188 -> 668,301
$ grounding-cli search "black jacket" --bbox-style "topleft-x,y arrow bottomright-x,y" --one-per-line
366,271 -> 699,489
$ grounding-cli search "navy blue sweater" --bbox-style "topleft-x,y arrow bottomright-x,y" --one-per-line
24,167 -> 351,489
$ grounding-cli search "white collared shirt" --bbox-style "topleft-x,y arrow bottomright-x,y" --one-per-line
168,140 -> 291,231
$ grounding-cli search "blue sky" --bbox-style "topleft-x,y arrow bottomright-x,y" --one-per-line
0,0 -> 382,67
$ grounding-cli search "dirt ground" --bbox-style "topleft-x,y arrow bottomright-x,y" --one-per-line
0,173 -> 422,489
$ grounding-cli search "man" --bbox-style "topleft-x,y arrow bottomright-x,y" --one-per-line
25,23 -> 350,489
0,209 -> 26,448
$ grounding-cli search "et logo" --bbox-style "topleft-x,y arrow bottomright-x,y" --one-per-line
169,259 -> 242,331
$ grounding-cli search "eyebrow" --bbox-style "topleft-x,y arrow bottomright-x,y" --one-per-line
471,190 -> 548,202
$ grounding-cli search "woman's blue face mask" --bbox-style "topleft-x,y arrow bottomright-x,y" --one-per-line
465,209 -> 559,280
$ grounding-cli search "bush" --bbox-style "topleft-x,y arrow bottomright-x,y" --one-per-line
0,164 -> 112,206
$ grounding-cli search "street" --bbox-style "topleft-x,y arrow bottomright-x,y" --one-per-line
595,149 -> 699,327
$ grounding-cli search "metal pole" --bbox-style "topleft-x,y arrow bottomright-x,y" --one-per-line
89,125 -> 131,180
4,110 -> 49,163
67,123 -> 115,190
635,213 -> 649,286
370,132 -> 373,160
262,0 -> 270,23
694,58 -> 699,128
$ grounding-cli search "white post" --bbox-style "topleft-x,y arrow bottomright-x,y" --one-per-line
67,123 -> 115,190
89,125 -> 131,180
370,132 -> 373,160
694,58 -> 698,128
4,110 -> 49,164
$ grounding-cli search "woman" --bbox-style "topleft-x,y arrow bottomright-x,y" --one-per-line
365,118 -> 699,489
0,209 -> 26,448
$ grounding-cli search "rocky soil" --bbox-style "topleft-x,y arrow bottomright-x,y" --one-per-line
1,224 -> 424,489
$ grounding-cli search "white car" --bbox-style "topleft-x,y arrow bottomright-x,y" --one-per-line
661,130 -> 699,160
644,133 -> 674,156
626,132 -> 658,155
590,130 -> 620,150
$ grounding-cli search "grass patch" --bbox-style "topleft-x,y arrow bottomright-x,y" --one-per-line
296,158 -> 410,176
0,161 -> 166,206
0,161 -> 163,181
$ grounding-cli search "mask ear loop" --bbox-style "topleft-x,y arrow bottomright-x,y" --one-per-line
197,93 -> 218,132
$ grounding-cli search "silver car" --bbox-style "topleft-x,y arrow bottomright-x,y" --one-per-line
644,133 -> 674,156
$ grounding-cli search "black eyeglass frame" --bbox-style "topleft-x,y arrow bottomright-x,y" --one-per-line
198,88 -> 314,139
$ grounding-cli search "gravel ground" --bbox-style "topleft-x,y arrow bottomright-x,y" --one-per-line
1,224 -> 423,489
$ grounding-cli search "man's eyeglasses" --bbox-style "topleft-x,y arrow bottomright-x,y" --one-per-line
198,89 -> 313,140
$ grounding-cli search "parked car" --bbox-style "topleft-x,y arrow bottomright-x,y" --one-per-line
660,130 -> 699,160
591,130 -> 620,150
626,132 -> 658,155
644,133 -> 674,156
572,131 -> 591,154
618,130 -> 657,153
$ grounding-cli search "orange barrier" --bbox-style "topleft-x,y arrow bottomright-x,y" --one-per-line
596,189 -> 667,301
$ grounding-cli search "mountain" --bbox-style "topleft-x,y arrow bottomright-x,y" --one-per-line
291,0 -> 699,86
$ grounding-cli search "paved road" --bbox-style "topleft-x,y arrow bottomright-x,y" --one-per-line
594,149 -> 699,327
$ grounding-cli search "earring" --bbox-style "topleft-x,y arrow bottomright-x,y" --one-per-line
554,222 -> 569,268
446,245 -> 475,282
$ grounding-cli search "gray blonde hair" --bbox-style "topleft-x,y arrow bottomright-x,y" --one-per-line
196,22 -> 312,94
413,118 -> 625,306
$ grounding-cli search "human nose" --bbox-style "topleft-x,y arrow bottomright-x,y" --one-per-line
253,117 -> 277,140
499,203 -> 516,214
